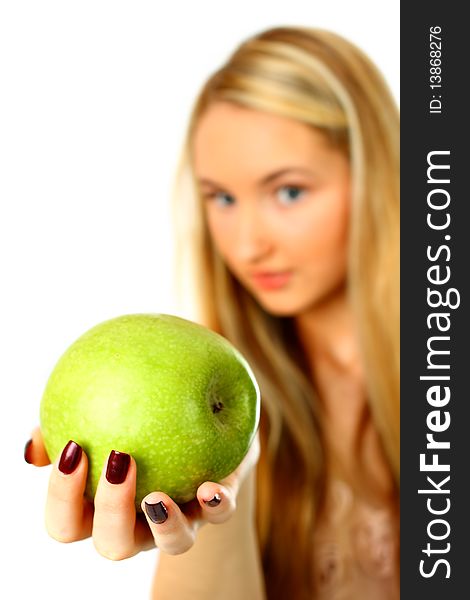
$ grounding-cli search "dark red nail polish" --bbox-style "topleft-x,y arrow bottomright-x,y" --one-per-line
204,493 -> 222,507
145,500 -> 168,524
24,439 -> 33,464
58,440 -> 82,474
106,450 -> 130,484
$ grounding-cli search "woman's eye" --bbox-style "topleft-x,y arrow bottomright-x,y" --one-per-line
212,191 -> 236,206
277,185 -> 305,205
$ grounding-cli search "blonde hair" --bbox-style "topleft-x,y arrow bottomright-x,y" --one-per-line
173,27 -> 399,598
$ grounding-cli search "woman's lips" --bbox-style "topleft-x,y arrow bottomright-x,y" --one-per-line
250,271 -> 292,290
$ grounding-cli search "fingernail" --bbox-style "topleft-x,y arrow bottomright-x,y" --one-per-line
145,500 -> 168,524
204,493 -> 222,507
24,439 -> 33,464
106,450 -> 130,484
58,440 -> 82,475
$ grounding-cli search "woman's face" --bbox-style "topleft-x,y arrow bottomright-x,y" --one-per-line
192,102 -> 351,317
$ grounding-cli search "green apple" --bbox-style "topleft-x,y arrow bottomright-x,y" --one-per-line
40,313 -> 260,508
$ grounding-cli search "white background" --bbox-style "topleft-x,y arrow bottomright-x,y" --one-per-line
0,1 -> 399,598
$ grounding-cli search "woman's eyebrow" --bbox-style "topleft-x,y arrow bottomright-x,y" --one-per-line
259,167 -> 315,185
197,177 -> 223,188
197,167 -> 315,189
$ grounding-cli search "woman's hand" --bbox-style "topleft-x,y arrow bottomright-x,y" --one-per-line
141,431 -> 260,556
25,427 -> 260,560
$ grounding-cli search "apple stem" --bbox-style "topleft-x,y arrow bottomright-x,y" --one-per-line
212,401 -> 224,414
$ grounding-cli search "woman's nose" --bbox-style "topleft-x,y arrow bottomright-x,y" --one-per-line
234,204 -> 273,263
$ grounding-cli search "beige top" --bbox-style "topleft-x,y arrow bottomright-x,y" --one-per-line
312,479 -> 399,599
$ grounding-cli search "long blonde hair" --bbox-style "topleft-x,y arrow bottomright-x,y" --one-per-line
173,27 -> 399,598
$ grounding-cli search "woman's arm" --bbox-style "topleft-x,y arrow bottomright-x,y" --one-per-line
151,466 -> 266,600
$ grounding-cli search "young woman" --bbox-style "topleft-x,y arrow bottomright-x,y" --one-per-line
26,27 -> 400,599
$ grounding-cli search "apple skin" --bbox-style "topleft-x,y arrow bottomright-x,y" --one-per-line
40,314 -> 260,508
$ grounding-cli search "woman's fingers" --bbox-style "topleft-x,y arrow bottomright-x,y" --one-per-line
140,436 -> 261,553
141,434 -> 261,555
141,481 -> 238,554
196,482 -> 236,524
92,451 -> 142,561
45,440 -> 93,542
40,433 -> 261,559
24,426 -> 50,466
141,492 -> 198,555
